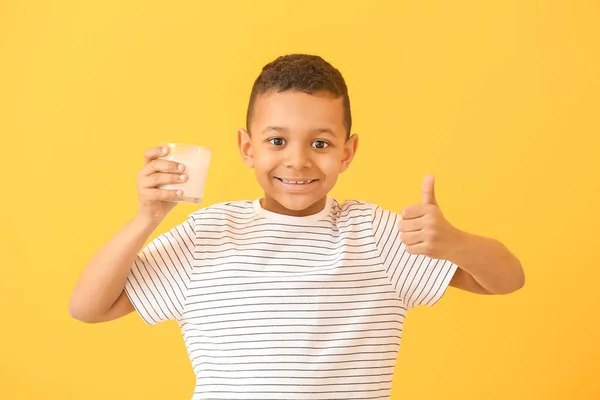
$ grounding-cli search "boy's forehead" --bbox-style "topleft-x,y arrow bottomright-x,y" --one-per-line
252,91 -> 345,134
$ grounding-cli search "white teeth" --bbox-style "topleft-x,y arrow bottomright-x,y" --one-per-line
281,179 -> 314,184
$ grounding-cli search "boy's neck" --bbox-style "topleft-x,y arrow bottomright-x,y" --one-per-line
260,195 -> 327,217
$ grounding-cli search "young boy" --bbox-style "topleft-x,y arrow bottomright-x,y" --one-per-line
70,54 -> 524,400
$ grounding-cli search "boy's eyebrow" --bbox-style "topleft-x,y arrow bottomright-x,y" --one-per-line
262,126 -> 336,136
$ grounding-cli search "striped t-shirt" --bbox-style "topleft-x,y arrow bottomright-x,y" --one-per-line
124,196 -> 457,400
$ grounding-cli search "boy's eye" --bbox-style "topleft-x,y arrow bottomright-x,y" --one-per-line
268,138 -> 286,146
312,140 -> 329,149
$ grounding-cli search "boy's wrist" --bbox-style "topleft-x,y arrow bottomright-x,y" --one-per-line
131,213 -> 164,232
447,229 -> 473,265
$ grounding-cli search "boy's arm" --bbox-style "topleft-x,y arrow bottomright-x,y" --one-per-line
69,215 -> 162,323
399,174 -> 525,296
448,232 -> 525,295
84,290 -> 135,323
449,269 -> 491,294
70,145 -> 197,323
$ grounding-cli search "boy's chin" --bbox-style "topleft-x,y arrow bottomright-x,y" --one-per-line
264,193 -> 327,216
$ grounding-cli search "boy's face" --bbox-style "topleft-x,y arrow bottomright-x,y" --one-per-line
238,90 -> 358,216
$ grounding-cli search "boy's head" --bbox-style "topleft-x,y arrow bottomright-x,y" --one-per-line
238,54 -> 358,216
246,54 -> 352,137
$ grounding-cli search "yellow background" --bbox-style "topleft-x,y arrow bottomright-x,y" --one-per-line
1,1 -> 599,399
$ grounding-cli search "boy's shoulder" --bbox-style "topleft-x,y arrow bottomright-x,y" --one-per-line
337,198 -> 377,213
187,199 -> 255,218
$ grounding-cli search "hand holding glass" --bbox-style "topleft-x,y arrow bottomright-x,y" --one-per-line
158,143 -> 211,204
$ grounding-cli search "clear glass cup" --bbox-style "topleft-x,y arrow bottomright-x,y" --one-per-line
157,143 -> 211,204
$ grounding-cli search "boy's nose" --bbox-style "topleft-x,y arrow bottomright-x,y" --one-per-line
283,148 -> 312,170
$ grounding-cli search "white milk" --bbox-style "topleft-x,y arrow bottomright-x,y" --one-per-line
158,144 -> 211,204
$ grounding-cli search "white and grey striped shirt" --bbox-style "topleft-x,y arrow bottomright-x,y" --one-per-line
125,196 -> 457,400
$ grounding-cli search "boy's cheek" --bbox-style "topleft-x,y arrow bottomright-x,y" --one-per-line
322,157 -> 345,174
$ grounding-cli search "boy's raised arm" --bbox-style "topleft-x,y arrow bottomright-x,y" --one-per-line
69,215 -> 162,323
69,146 -> 190,323
399,174 -> 525,295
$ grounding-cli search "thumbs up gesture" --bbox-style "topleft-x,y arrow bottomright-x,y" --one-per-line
399,174 -> 462,260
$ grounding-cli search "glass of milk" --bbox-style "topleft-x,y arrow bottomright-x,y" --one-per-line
158,143 -> 211,204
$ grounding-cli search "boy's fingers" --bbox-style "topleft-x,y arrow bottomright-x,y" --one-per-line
140,159 -> 185,178
398,218 -> 422,233
141,172 -> 187,188
143,146 -> 169,165
405,242 -> 429,256
400,231 -> 423,246
143,188 -> 183,200
401,205 -> 428,219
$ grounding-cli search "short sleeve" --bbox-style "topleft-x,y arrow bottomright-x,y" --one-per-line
124,214 -> 196,325
371,204 -> 458,309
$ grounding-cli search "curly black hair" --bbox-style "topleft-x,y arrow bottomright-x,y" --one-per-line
246,54 -> 351,137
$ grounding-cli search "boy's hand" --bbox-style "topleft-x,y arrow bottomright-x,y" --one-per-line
135,146 -> 187,222
398,174 -> 463,260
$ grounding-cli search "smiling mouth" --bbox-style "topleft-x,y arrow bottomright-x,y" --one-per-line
275,177 -> 318,185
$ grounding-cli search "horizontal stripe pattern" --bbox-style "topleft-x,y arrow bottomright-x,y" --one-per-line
125,215 -> 196,325
124,198 -> 456,399
371,204 -> 458,308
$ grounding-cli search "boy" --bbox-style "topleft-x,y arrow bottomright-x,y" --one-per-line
70,54 -> 525,399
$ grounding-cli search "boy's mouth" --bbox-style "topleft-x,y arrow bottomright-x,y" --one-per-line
275,177 -> 318,185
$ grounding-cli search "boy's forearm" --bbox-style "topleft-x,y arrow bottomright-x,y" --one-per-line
449,231 -> 525,295
69,214 -> 162,320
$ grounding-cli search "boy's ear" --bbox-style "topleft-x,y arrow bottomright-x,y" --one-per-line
340,133 -> 359,173
237,128 -> 254,168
